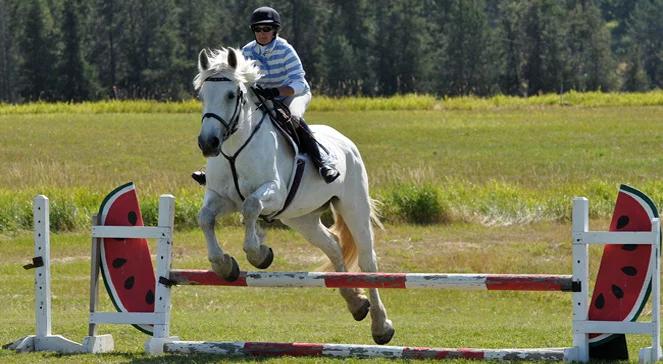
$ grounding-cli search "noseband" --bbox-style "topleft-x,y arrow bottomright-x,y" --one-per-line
202,76 -> 245,140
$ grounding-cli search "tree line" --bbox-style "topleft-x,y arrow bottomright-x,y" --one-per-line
1,0 -> 662,103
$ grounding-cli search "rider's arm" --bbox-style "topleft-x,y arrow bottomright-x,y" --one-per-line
281,43 -> 307,96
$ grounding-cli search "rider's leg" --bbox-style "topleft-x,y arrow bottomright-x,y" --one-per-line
287,92 -> 340,184
192,169 -> 206,185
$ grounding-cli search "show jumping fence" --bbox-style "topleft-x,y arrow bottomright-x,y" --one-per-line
5,193 -> 663,363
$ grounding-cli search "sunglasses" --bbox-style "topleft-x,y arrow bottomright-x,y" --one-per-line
253,26 -> 274,33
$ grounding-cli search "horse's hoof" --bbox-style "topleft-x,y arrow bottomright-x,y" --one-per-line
372,321 -> 395,345
254,246 -> 273,269
352,299 -> 370,321
222,254 -> 240,282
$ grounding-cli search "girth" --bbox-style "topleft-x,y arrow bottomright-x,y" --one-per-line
220,104 -> 306,222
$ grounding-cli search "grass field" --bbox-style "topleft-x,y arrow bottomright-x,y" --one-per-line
1,100 -> 662,362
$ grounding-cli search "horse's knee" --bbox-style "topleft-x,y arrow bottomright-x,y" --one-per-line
198,207 -> 216,230
241,196 -> 261,220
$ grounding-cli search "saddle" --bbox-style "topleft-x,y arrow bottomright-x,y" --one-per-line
253,94 -> 307,222
262,98 -> 301,151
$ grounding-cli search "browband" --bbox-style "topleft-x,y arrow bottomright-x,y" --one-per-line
205,76 -> 232,82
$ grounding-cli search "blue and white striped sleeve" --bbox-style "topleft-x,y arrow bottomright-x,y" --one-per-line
282,44 -> 307,95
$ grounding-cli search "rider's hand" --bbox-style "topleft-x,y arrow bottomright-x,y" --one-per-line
255,86 -> 279,100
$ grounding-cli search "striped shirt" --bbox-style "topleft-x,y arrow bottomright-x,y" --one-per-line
242,37 -> 310,96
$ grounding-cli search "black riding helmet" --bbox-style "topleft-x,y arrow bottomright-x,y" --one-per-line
250,6 -> 281,28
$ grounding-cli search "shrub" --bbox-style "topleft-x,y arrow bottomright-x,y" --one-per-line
387,184 -> 449,225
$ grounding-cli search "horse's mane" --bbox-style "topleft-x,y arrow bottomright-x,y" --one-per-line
193,48 -> 261,90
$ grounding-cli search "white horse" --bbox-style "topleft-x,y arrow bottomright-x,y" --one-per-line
194,48 -> 394,345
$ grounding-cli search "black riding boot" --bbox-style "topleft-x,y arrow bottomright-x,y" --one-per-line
295,118 -> 340,184
191,170 -> 206,185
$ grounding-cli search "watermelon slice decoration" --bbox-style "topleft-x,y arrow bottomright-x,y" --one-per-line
99,182 -> 155,335
588,184 -> 659,359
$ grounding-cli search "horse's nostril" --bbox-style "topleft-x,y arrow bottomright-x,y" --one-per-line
211,136 -> 220,148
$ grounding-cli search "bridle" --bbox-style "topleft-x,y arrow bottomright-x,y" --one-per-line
201,76 -> 246,141
200,75 -> 268,202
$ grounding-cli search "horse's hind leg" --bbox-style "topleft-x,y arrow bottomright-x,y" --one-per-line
334,200 -> 394,345
282,214 -> 371,321
199,189 -> 240,281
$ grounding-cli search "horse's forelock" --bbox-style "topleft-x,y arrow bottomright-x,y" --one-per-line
193,47 -> 261,91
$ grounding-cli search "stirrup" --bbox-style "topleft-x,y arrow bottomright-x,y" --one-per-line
191,171 -> 206,185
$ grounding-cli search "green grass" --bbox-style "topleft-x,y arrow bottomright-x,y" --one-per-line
1,106 -> 663,231
1,222 -> 652,363
1,101 -> 662,362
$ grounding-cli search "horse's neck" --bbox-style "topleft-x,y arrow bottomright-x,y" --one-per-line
220,103 -> 265,155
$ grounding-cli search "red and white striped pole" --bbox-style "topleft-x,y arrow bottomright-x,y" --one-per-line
168,270 -> 578,292
163,340 -> 568,360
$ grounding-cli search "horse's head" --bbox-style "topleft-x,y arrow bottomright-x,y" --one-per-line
194,48 -> 260,157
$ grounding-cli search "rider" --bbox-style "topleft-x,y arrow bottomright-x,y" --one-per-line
192,6 -> 339,185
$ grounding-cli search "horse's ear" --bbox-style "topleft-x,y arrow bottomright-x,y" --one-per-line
198,49 -> 209,72
228,48 -> 237,69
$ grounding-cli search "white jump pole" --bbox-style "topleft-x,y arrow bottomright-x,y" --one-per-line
3,195 -> 113,354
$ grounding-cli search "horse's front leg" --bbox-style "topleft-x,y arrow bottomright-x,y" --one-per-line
241,180 -> 283,269
199,189 -> 240,281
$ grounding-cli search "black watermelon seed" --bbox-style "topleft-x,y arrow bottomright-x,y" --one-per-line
124,276 -> 135,290
112,258 -> 127,268
611,284 -> 624,299
621,244 -> 638,251
594,293 -> 605,309
616,215 -> 629,229
128,211 -> 138,225
146,290 -> 155,305
621,266 -> 637,276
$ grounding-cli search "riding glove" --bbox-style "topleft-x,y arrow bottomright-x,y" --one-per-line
255,86 -> 280,100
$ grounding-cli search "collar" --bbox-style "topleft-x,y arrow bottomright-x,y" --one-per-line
254,36 -> 279,56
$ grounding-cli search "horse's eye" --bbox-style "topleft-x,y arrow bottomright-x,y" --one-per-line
228,92 -> 235,100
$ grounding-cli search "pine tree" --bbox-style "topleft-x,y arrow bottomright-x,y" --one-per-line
374,0 -> 431,95
626,0 -> 663,88
440,0 -> 498,96
566,0 -> 616,91
90,0 -> 121,98
320,0 -> 375,95
58,0 -> 92,101
497,0 -> 527,95
521,0 -> 569,94
18,0 -> 57,101
0,0 -> 18,102
622,44 -> 650,91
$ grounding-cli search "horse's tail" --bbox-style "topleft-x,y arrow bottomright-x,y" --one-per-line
322,198 -> 383,272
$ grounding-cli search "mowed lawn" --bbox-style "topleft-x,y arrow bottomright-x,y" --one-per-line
1,106 -> 662,362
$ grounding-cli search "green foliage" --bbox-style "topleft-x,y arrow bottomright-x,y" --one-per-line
625,0 -> 663,88
439,0 -> 498,96
2,0 -> 658,101
383,184 -> 449,225
4,91 -> 663,115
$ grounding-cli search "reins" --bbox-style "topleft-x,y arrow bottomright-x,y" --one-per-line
201,77 -> 304,220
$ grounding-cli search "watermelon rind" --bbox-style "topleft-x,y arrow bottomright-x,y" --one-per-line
98,182 -> 154,335
589,184 -> 659,348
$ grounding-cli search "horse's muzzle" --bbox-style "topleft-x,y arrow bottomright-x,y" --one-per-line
198,134 -> 221,157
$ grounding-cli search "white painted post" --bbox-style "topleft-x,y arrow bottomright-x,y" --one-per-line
3,196 -> 86,353
571,197 -> 590,362
651,218 -> 661,362
81,214 -> 115,353
639,218 -> 662,364
34,195 -> 52,338
145,195 -> 177,354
